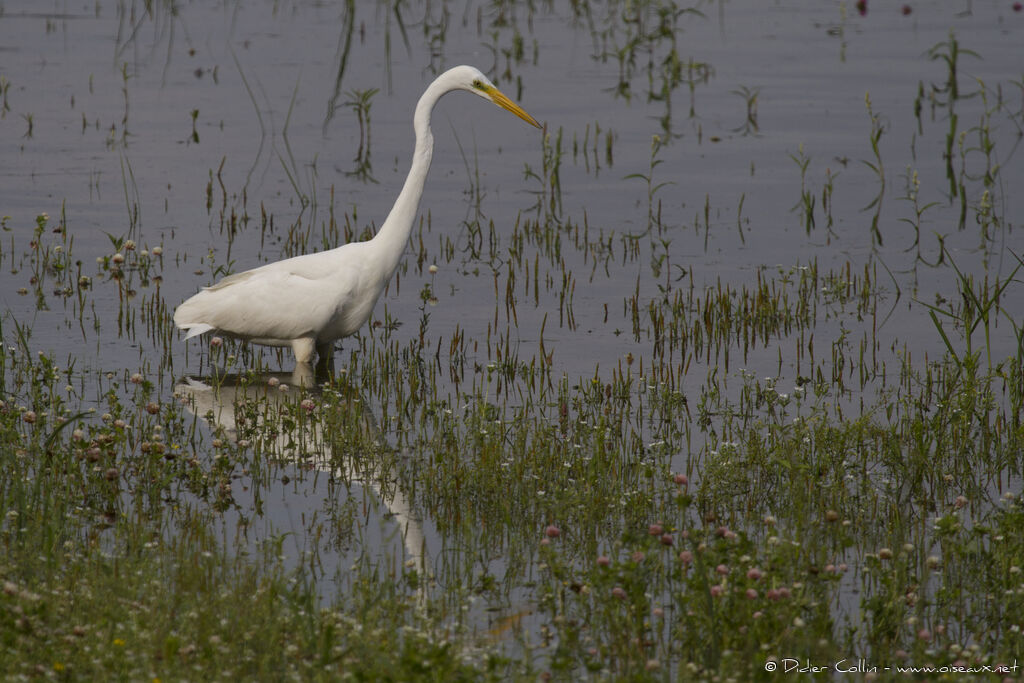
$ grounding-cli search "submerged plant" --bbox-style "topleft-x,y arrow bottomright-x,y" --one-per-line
344,87 -> 380,183
861,93 -> 886,247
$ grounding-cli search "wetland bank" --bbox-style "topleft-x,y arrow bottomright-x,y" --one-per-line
1,0 -> 1022,679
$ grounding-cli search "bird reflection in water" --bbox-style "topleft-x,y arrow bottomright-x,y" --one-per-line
173,370 -> 428,586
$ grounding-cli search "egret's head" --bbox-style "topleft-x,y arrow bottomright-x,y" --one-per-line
456,66 -> 541,129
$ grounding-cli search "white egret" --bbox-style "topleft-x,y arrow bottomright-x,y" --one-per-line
174,65 -> 540,374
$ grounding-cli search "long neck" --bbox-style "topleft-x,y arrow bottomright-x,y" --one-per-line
369,80 -> 446,278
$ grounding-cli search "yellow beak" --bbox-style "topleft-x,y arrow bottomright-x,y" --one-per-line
487,88 -> 542,129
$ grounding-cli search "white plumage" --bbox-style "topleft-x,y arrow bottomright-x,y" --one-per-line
174,66 -> 540,374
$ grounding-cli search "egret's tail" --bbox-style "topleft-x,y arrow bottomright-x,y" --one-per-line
174,296 -> 217,340
180,323 -> 215,340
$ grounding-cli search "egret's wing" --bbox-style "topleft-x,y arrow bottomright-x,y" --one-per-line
204,250 -> 337,292
204,269 -> 256,292
175,258 -> 360,340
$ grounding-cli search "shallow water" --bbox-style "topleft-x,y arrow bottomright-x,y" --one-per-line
2,0 -> 1022,641
3,2 -> 1021,363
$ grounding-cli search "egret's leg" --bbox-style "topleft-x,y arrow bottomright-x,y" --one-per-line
291,338 -> 317,365
315,341 -> 335,377
290,363 -> 315,387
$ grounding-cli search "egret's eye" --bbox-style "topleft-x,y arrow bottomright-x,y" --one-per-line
471,79 -> 487,91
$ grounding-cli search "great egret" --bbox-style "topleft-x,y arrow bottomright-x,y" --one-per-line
174,65 -> 540,374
